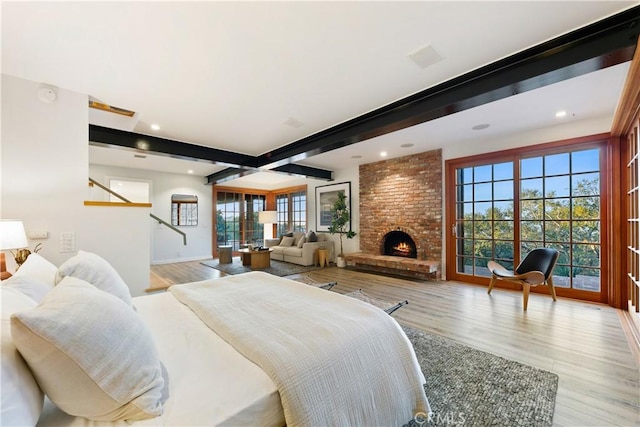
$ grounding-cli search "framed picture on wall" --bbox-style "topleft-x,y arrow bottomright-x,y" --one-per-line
315,181 -> 351,232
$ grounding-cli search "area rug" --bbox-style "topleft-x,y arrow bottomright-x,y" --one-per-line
402,325 -> 558,427
201,257 -> 324,277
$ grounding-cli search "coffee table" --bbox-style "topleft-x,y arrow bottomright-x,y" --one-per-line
238,248 -> 273,269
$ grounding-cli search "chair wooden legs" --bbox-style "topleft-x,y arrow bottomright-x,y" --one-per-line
547,276 -> 557,301
522,283 -> 531,311
487,275 -> 497,294
489,274 -> 557,310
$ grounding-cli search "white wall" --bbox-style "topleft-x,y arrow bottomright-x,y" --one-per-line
89,164 -> 212,264
1,74 -> 150,296
306,167 -> 360,257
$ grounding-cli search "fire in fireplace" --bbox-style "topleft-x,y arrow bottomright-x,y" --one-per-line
382,230 -> 417,258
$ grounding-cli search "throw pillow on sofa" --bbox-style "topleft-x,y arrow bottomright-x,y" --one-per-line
280,236 -> 295,247
306,231 -> 318,242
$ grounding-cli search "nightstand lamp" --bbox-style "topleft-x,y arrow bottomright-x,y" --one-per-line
0,219 -> 28,280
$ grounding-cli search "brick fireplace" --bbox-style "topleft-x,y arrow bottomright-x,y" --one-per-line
345,149 -> 442,279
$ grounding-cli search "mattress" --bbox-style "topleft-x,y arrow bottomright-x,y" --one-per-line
37,291 -> 285,426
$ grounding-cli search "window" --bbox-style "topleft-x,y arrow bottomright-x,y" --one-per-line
215,190 -> 266,251
275,187 -> 307,235
520,150 -> 601,291
447,139 -> 607,302
171,194 -> 198,226
455,162 -> 514,276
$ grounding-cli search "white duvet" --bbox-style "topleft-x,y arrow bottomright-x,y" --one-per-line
170,272 -> 430,426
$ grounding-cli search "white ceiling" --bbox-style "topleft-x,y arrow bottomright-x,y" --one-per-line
1,1 -> 636,185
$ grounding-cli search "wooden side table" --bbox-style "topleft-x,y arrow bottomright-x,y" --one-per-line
317,248 -> 329,267
218,245 -> 233,264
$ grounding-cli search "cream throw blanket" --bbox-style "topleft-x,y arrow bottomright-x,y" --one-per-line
169,272 -> 429,427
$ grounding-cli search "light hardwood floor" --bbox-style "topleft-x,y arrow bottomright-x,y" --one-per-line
150,261 -> 640,426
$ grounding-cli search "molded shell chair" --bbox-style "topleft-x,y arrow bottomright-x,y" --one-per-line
487,248 -> 559,310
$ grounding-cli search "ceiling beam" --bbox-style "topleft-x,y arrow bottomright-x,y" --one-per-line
89,124 -> 258,168
205,164 -> 333,185
89,124 -> 334,184
256,5 -> 640,169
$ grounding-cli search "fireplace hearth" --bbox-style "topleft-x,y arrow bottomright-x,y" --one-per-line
382,230 -> 417,258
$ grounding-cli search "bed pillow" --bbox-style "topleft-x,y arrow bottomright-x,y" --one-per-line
12,253 -> 57,288
280,236 -> 295,247
1,287 -> 44,426
2,275 -> 52,303
55,250 -> 132,305
10,276 -> 166,422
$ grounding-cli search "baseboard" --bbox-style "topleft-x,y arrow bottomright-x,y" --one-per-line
618,308 -> 640,368
151,256 -> 211,265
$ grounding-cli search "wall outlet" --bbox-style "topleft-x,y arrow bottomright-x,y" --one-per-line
29,231 -> 48,239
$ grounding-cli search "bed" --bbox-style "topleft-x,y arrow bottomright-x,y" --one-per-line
1,251 -> 430,426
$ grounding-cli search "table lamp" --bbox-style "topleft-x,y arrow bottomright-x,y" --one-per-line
0,220 -> 28,280
258,211 -> 278,246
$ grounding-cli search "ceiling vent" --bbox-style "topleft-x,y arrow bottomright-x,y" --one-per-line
408,44 -> 443,69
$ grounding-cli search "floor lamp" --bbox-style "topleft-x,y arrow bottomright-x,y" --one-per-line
258,211 -> 278,246
0,220 -> 28,280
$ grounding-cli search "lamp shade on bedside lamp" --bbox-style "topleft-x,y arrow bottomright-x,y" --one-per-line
258,211 -> 278,242
0,220 -> 28,280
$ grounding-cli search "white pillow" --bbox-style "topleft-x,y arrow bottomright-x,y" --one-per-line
280,236 -> 295,247
3,275 -> 52,303
56,250 -> 132,305
11,276 -> 167,422
13,253 -> 57,288
1,287 -> 44,426
297,235 -> 306,248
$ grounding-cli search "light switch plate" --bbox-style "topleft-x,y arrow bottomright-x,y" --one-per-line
60,232 -> 76,253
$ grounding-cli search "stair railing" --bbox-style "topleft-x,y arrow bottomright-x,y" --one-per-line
88,178 -> 186,245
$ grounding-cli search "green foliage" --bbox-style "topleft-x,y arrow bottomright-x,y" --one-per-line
460,175 -> 601,283
328,191 -> 356,257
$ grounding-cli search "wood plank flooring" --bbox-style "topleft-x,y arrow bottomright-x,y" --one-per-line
150,261 -> 640,426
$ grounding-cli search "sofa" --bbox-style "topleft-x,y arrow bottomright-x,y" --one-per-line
265,231 -> 335,266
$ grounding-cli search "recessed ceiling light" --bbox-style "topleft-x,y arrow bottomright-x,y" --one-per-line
472,123 -> 490,131
380,151 -> 387,157
400,143 -> 414,148
555,111 -> 567,118
351,155 -> 363,159
187,170 -> 194,174
150,124 -> 160,131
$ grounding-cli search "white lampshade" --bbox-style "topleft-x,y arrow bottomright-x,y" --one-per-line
0,220 -> 28,250
258,211 -> 278,224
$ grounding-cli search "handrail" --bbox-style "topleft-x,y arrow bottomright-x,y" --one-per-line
88,178 -> 187,245
150,213 -> 187,245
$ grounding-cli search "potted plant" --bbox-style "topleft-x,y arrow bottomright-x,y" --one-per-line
328,191 -> 357,267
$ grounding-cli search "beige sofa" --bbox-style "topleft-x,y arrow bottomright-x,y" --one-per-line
265,231 -> 335,266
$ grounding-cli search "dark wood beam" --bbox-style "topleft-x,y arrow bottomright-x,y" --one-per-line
205,164 -> 333,185
89,125 -> 257,168
271,164 -> 333,180
257,5 -> 640,169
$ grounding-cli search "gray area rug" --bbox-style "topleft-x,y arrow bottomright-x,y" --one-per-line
201,257 -> 324,277
402,325 -> 558,427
